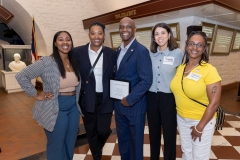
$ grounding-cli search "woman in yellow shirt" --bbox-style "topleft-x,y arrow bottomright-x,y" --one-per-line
170,31 -> 221,160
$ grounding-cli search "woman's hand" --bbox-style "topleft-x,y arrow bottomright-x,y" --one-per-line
190,125 -> 203,142
33,92 -> 54,100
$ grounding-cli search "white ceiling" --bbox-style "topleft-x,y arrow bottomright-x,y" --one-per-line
106,4 -> 240,30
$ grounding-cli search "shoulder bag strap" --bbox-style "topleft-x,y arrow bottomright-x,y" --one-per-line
82,46 -> 104,91
181,65 -> 207,107
181,65 -> 225,130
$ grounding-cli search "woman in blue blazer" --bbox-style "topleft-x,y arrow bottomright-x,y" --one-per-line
16,31 -> 81,160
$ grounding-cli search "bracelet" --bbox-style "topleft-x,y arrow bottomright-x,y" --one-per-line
194,125 -> 203,134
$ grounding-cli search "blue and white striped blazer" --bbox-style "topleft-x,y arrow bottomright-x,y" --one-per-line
16,56 -> 82,132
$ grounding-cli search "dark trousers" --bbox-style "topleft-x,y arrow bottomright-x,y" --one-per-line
82,93 -> 112,160
44,95 -> 80,160
115,111 -> 146,160
147,91 -> 177,160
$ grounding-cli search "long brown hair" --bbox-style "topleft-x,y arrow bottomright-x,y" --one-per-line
150,23 -> 178,53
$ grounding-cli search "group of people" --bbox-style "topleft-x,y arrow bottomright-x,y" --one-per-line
16,16 -> 221,160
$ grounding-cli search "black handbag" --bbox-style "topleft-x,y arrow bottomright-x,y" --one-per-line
79,47 -> 104,106
181,66 -> 225,130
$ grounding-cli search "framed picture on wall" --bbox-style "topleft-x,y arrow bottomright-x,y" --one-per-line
135,27 -> 152,50
177,42 -> 180,48
211,25 -> 235,55
168,23 -> 180,41
202,22 -> 216,42
207,43 -> 211,57
110,31 -> 122,50
231,30 -> 240,51
110,27 -> 152,50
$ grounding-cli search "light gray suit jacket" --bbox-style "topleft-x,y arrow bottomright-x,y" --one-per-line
16,56 -> 82,132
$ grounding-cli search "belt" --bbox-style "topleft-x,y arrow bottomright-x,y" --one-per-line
59,91 -> 76,96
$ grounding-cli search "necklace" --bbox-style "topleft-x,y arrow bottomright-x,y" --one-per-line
184,63 -> 199,74
62,59 -> 70,68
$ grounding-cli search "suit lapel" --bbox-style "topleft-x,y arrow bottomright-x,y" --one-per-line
81,43 -> 92,73
117,47 -> 121,60
103,48 -> 110,75
118,39 -> 137,72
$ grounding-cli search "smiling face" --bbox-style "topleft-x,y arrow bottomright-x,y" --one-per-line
55,32 -> 72,55
89,25 -> 105,49
186,34 -> 206,60
154,27 -> 170,51
119,17 -> 136,46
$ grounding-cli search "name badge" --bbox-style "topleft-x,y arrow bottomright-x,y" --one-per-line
163,56 -> 174,65
187,72 -> 202,81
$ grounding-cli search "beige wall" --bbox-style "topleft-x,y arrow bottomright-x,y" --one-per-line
193,16 -> 240,85
0,0 -> 150,88
3,0 -> 149,56
6,0 -> 101,56
0,0 -> 239,88
210,52 -> 240,85
92,0 -> 149,14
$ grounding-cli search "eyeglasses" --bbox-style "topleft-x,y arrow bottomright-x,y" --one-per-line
187,42 -> 205,48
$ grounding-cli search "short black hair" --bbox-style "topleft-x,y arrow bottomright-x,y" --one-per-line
89,22 -> 105,33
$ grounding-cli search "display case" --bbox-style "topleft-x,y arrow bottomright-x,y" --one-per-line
1,45 -> 32,71
0,45 -> 35,93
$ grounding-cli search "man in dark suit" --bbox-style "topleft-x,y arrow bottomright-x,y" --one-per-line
73,22 -> 117,160
114,17 -> 153,160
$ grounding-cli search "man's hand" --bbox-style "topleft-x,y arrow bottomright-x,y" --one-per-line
121,97 -> 130,106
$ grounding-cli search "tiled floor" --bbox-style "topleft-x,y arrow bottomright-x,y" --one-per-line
0,86 -> 239,160
73,114 -> 240,160
0,89 -> 46,160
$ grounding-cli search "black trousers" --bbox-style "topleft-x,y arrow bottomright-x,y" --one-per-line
81,93 -> 112,160
147,91 -> 177,160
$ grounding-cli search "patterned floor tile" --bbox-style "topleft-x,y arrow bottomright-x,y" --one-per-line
224,136 -> 240,146
233,146 -> 240,154
211,146 -> 240,159
218,128 -> 240,136
72,114 -> 240,160
102,143 -> 115,155
211,135 -> 232,146
210,150 -> 218,159
227,121 -> 240,128
0,87 -> 239,160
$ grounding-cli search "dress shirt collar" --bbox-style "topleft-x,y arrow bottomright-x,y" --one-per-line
120,38 -> 136,50
88,43 -> 103,54
157,47 -> 170,56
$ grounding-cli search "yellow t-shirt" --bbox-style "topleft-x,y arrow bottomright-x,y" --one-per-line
170,62 -> 222,120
